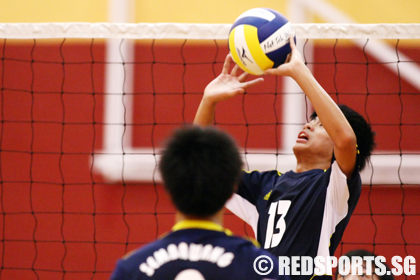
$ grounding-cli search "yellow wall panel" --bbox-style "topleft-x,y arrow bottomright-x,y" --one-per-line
135,0 -> 287,23
327,0 -> 420,23
0,0 -> 108,23
0,0 -> 418,24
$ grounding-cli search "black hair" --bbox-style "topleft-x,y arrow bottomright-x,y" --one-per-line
158,126 -> 243,217
310,104 -> 376,171
336,249 -> 394,280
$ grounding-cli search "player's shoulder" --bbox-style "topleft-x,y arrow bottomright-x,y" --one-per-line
121,236 -> 166,263
243,169 -> 283,177
110,239 -> 166,279
113,232 -> 285,280
120,230 -> 258,260
241,169 -> 283,188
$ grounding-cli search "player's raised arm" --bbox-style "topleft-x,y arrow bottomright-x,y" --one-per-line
193,54 -> 264,127
265,37 -> 357,178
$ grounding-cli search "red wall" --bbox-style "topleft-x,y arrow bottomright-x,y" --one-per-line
0,39 -> 419,279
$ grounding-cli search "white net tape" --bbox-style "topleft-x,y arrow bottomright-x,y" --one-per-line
1,23 -> 420,39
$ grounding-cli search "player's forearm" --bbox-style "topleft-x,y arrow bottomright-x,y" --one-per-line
193,97 -> 217,127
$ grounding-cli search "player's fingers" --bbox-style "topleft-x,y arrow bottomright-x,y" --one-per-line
241,77 -> 264,88
289,34 -> 296,49
237,71 -> 249,82
264,68 -> 279,76
231,64 -> 240,77
222,54 -> 232,74
284,53 -> 292,64
227,88 -> 245,98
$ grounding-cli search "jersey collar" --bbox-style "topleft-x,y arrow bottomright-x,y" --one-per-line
172,220 -> 232,236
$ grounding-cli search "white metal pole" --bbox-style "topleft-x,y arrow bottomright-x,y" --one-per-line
103,0 -> 135,153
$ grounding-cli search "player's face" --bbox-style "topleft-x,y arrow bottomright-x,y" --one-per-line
293,117 -> 334,160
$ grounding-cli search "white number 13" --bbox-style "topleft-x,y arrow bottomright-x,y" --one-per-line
264,200 -> 291,249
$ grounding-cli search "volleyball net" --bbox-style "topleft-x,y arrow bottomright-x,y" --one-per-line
0,23 -> 419,279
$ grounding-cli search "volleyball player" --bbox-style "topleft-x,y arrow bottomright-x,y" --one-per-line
110,126 -> 288,280
193,36 -> 376,280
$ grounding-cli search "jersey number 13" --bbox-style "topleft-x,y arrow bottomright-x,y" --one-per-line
264,200 -> 291,249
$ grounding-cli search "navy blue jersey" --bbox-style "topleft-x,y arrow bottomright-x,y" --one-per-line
110,220 -> 289,280
226,161 -> 362,279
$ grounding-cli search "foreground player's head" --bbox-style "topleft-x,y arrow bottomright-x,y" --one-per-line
336,249 -> 393,280
311,104 -> 376,171
159,126 -> 243,218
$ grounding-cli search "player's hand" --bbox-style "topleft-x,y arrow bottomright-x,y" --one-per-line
203,54 -> 264,105
264,35 -> 305,79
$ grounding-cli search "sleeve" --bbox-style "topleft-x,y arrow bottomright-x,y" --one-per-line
315,162 -> 360,272
327,162 -> 351,216
238,170 -> 280,204
109,260 -> 127,280
225,170 -> 280,239
316,160 -> 362,265
237,170 -> 265,204
327,157 -> 362,216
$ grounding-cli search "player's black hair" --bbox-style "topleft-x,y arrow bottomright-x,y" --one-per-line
335,249 -> 394,280
311,104 -> 376,171
158,126 -> 243,217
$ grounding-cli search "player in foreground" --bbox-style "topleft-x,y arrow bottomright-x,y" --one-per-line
194,36 -> 376,280
110,126 -> 289,279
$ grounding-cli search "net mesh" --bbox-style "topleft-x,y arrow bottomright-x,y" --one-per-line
0,23 -> 419,279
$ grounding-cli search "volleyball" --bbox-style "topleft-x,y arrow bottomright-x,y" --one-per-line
228,8 -> 296,75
